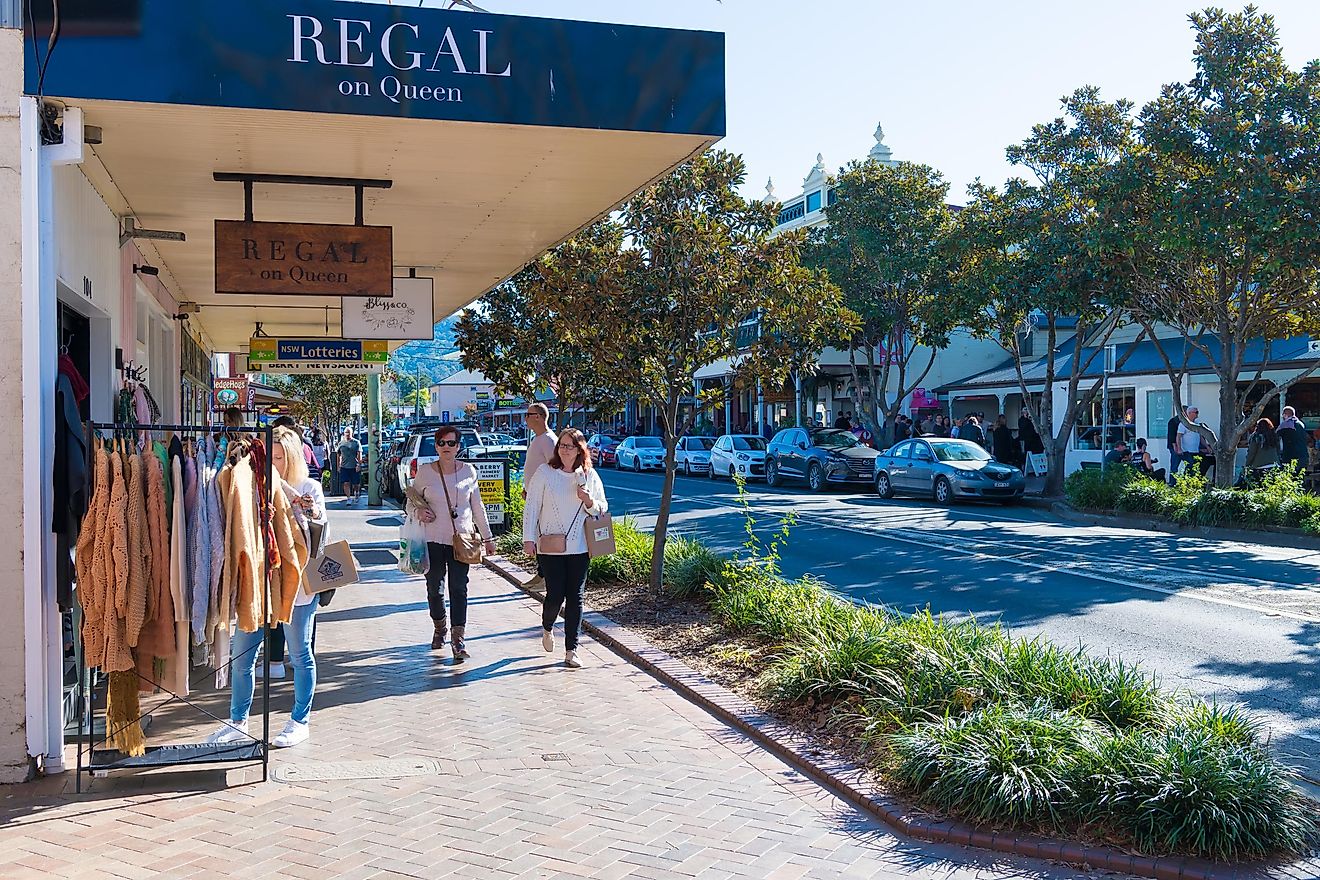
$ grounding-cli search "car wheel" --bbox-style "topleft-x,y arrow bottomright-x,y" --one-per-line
875,471 -> 894,499
633,458 -> 642,473
684,462 -> 691,477
765,459 -> 780,488
933,476 -> 954,505
708,460 -> 716,480
807,462 -> 825,492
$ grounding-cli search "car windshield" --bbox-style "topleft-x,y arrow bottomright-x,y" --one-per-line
731,437 -> 766,451
635,437 -> 663,448
931,441 -> 991,462
687,438 -> 715,450
812,430 -> 861,450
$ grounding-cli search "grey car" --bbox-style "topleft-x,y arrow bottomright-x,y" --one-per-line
873,437 -> 1026,504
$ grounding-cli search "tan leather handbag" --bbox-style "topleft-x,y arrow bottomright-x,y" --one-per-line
536,502 -> 584,555
438,463 -> 485,565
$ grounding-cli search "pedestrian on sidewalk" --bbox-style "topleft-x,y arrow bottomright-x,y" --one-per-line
410,424 -> 496,661
521,402 -> 557,589
208,426 -> 322,749
338,428 -> 363,502
523,428 -> 608,670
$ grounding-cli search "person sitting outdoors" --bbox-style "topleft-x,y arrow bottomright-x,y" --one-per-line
1104,440 -> 1132,466
1242,417 -> 1279,484
1132,438 -> 1166,482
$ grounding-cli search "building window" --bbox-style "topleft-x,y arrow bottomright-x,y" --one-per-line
1146,390 -> 1173,439
1074,387 -> 1135,449
827,187 -> 838,206
777,202 -> 805,225
805,190 -> 822,213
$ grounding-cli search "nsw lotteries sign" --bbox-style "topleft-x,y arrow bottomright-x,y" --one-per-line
249,337 -> 389,373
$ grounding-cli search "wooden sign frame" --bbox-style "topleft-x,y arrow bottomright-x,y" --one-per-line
215,220 -> 393,297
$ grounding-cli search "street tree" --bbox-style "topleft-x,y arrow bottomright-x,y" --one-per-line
805,160 -> 956,439
455,224 -> 630,429
944,87 -> 1141,496
275,372 -> 370,433
1106,7 -> 1320,485
577,150 -> 848,591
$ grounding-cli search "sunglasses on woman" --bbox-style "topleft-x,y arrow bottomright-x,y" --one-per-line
437,439 -> 459,447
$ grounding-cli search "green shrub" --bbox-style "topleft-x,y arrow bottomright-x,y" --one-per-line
891,704 -> 1101,828
663,537 -> 724,598
1116,479 -> 1172,516
1063,464 -> 1141,509
1082,725 -> 1317,860
709,564 -> 862,643
504,477 -> 525,532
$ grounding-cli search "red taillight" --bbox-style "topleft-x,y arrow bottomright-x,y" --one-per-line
409,459 -> 418,479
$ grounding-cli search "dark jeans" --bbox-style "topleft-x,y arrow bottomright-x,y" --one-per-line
539,553 -> 590,651
425,542 -> 470,627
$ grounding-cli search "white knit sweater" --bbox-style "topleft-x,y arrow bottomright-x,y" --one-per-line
523,466 -> 608,556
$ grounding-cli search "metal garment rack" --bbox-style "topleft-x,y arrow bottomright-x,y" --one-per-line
75,422 -> 276,791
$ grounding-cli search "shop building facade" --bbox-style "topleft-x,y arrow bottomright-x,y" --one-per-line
2,0 -> 724,781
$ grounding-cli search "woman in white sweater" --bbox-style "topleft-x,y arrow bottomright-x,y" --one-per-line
410,425 -> 495,661
522,427 -> 608,668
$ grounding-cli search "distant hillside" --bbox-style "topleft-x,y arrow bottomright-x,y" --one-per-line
388,316 -> 463,384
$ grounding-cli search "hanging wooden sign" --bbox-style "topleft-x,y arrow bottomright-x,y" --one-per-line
215,220 -> 393,297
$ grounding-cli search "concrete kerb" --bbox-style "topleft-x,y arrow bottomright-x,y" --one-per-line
483,553 -> 1303,880
1053,502 -> 1320,552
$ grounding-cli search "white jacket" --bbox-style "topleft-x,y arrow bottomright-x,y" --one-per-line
524,466 -> 608,556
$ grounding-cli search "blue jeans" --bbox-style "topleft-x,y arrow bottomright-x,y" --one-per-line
230,600 -> 318,725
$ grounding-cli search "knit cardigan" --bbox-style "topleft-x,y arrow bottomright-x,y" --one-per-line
270,487 -> 310,625
123,453 -> 150,649
224,454 -> 266,633
136,450 -> 175,690
75,445 -> 109,670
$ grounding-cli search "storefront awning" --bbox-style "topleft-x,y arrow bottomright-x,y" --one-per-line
28,0 -> 725,352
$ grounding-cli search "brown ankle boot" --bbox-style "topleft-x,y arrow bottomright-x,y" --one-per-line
431,620 -> 447,650
451,626 -> 470,662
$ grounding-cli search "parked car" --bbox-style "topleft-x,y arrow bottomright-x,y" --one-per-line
708,434 -> 767,481
675,436 -> 715,476
615,436 -> 666,472
398,426 -> 483,492
873,437 -> 1025,504
586,433 -> 625,468
765,427 -> 880,491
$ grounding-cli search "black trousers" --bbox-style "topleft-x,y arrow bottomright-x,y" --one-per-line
539,553 -> 590,651
425,542 -> 470,627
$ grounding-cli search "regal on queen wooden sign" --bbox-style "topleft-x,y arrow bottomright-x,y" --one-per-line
215,220 -> 394,297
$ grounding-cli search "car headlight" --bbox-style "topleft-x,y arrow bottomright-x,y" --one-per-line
737,453 -> 749,461
955,470 -> 984,481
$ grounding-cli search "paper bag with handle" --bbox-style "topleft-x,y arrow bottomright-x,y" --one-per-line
302,540 -> 360,594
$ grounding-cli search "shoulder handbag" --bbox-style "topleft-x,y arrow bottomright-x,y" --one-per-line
537,501 -> 584,555
439,462 -> 485,565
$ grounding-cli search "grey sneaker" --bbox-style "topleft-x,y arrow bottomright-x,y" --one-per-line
541,628 -> 554,653
564,650 -> 582,670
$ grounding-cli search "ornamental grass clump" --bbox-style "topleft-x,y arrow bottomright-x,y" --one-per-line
662,537 -> 724,598
1081,724 -> 1317,860
890,704 -> 1102,828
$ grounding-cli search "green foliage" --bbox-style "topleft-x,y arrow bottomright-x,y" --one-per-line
662,537 -> 724,599
1063,464 -> 1141,509
586,518 -> 654,584
1083,724 -> 1316,860
891,705 -> 1101,828
806,159 -> 954,429
1104,466 -> 1320,534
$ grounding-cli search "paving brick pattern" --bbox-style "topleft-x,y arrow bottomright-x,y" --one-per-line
0,508 -> 1120,879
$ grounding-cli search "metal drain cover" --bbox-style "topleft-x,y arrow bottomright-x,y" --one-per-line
541,753 -> 570,762
354,549 -> 398,567
275,758 -> 440,782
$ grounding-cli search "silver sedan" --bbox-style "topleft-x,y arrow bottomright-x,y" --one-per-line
873,438 -> 1026,504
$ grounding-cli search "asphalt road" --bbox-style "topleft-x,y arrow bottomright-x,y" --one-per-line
598,465 -> 1320,782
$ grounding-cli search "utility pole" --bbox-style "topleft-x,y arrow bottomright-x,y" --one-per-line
367,372 -> 383,506
415,363 -> 422,421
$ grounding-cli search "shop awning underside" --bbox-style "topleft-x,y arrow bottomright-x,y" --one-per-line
75,99 -> 715,352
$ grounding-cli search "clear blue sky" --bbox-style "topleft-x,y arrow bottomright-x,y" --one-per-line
397,1 -> 1320,203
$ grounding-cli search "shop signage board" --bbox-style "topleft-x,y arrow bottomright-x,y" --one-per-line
249,337 -> 388,374
215,220 -> 393,297
24,0 -> 725,138
464,458 -> 509,532
341,277 -> 435,340
211,377 -> 252,411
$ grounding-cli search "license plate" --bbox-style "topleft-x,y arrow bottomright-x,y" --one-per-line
995,481 -> 1010,488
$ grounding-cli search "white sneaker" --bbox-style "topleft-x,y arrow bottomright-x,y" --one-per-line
205,719 -> 250,745
542,628 -> 554,653
272,720 -> 310,748
257,662 -> 287,680
564,650 -> 582,670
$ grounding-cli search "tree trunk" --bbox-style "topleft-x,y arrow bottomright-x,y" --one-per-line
649,392 -> 682,592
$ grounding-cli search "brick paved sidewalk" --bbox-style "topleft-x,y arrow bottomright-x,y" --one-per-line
0,505 -> 1113,880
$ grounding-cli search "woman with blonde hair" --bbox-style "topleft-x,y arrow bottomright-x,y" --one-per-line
523,428 -> 607,669
207,425 -> 324,748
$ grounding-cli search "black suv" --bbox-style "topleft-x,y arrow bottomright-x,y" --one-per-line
765,427 -> 882,492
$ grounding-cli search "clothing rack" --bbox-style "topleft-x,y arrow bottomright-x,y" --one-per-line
75,421 -> 276,791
